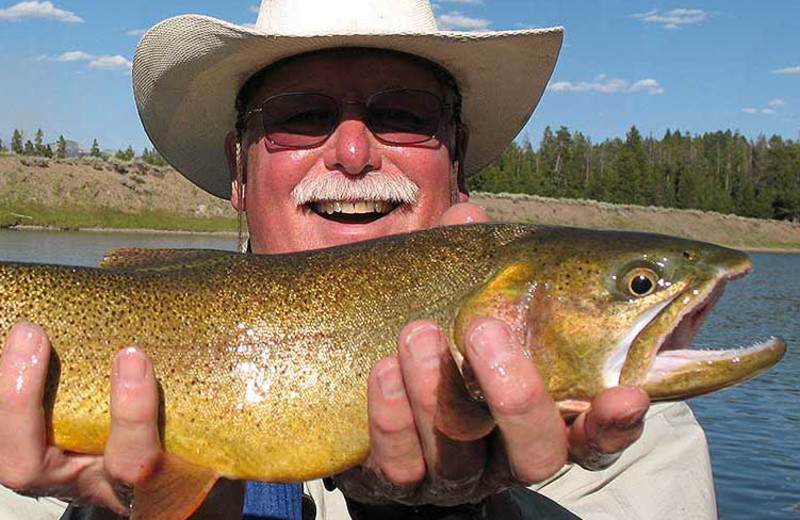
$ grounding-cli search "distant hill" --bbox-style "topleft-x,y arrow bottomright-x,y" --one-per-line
1,153 -> 799,250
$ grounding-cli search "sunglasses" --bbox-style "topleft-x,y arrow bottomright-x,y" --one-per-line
243,89 -> 452,149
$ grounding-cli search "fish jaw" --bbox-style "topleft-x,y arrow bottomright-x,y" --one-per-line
641,337 -> 787,399
617,249 -> 785,399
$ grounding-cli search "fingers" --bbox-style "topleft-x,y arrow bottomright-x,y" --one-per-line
439,202 -> 490,226
104,347 -> 162,488
0,323 -> 51,490
568,386 -> 649,470
396,321 -> 485,484
365,357 -> 425,486
465,318 -> 568,483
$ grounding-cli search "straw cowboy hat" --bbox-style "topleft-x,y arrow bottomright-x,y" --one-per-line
132,0 -> 563,199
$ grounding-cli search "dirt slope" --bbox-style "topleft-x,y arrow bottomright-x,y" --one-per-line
2,155 -> 799,250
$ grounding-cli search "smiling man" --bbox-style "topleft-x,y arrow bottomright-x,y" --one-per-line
231,49 -> 466,253
0,0 -> 717,519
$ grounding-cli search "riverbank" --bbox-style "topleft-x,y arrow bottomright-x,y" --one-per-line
2,155 -> 799,251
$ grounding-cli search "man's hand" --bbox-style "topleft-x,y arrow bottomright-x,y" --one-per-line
0,322 -> 162,515
335,202 -> 651,507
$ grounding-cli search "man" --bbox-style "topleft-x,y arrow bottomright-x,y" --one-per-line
0,0 -> 716,518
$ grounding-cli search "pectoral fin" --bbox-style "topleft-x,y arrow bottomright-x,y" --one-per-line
131,454 -> 220,520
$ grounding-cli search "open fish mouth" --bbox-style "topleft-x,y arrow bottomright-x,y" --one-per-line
623,262 -> 787,399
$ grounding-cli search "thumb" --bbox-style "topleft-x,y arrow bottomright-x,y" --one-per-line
438,202 -> 490,226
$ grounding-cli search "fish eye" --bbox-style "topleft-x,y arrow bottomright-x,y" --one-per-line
623,267 -> 659,297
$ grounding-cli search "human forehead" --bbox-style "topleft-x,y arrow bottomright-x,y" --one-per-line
247,50 -> 448,105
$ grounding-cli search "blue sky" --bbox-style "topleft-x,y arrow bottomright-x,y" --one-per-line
1,0 -> 798,153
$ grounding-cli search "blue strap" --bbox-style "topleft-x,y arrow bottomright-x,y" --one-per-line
242,481 -> 303,519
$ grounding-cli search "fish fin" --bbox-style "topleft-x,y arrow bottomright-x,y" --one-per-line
131,454 -> 219,520
99,248 -> 236,271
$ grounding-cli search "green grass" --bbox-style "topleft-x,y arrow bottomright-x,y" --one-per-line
0,203 -> 240,233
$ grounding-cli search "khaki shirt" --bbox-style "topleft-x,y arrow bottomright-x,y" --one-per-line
0,402 -> 716,520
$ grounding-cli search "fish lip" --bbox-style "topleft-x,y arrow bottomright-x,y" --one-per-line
634,255 -> 786,397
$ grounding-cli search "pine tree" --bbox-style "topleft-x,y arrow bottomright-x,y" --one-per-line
11,129 -> 23,154
56,135 -> 67,159
90,138 -> 101,158
34,128 -> 45,156
23,140 -> 35,155
43,144 -> 53,158
142,148 -> 166,166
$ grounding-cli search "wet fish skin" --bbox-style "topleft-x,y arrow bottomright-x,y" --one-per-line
0,223 -> 786,504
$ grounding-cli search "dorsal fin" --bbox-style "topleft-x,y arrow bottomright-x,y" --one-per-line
99,248 -> 237,272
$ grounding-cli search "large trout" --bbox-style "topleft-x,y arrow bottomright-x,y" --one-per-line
0,223 -> 786,519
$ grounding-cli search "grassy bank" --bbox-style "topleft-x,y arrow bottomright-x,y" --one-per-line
471,192 -> 800,251
0,202 -> 238,233
2,154 -> 799,250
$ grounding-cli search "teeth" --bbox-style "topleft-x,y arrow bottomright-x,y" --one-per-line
314,200 -> 393,215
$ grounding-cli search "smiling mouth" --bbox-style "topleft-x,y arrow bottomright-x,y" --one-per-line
309,200 -> 400,224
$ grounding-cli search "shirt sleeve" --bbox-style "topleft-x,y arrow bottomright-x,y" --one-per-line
309,402 -> 717,520
529,402 -> 718,520
0,484 -> 68,520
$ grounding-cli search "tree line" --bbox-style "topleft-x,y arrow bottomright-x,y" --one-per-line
468,126 -> 800,221
3,126 -> 798,221
1,128 -> 167,167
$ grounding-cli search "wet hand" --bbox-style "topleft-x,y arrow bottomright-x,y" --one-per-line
0,322 -> 162,515
335,202 -> 651,507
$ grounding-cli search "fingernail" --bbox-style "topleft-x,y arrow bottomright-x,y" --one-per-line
468,319 -> 512,364
404,323 -> 443,368
377,361 -> 404,399
614,407 -> 648,430
117,347 -> 146,384
4,323 -> 44,367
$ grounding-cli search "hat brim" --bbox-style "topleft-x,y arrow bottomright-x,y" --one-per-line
133,15 -> 563,199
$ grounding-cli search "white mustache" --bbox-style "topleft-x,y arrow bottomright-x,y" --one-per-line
291,172 -> 419,206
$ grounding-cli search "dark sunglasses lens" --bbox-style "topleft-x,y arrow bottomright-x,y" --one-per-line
368,91 -> 443,144
262,93 -> 337,147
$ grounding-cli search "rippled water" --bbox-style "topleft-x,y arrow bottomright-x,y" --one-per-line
690,253 -> 800,520
0,229 -> 797,519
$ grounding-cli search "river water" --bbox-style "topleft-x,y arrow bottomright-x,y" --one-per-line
0,229 -> 797,519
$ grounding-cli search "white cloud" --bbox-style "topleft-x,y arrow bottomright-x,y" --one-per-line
125,28 -> 145,36
772,65 -> 800,74
0,1 -> 82,22
633,8 -> 708,29
46,50 -> 132,70
548,76 -> 664,95
437,11 -> 490,30
89,55 -> 132,70
742,101 -> 784,115
630,78 -> 665,94
56,50 -> 93,61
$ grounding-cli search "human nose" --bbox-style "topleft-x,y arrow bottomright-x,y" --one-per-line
322,112 -> 382,176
